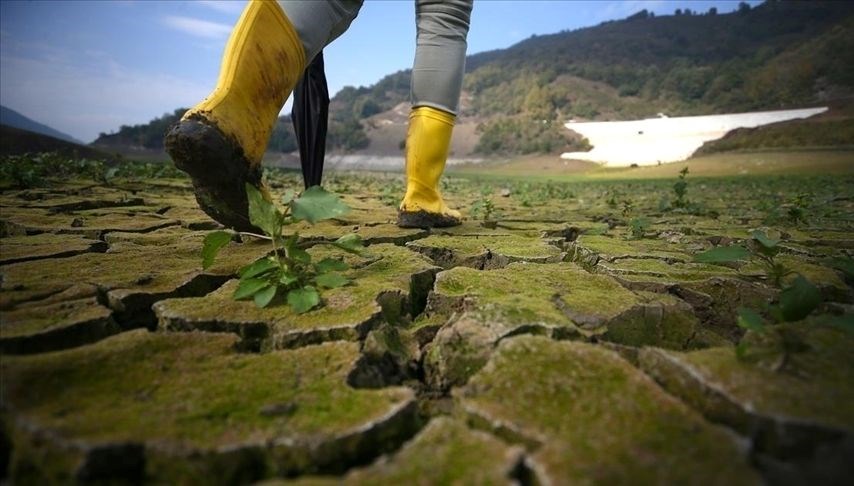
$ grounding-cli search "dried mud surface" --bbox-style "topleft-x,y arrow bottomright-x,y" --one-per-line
1,171 -> 853,484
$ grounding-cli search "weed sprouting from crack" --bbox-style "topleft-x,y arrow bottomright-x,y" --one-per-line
201,184 -> 365,313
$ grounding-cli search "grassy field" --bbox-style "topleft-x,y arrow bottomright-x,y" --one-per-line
451,149 -> 854,181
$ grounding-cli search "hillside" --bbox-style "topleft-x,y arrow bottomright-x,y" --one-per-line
693,98 -> 854,156
0,106 -> 81,144
1,124 -> 114,160
94,1 -> 854,158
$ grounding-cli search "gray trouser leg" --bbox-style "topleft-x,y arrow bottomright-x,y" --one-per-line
277,0 -> 364,63
411,0 -> 473,115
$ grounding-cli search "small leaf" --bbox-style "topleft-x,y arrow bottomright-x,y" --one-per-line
246,183 -> 281,236
239,257 -> 279,279
233,278 -> 271,300
290,247 -> 311,264
287,286 -> 320,313
253,285 -> 277,308
315,258 -> 349,274
333,233 -> 364,254
281,188 -> 296,205
779,275 -> 821,322
693,245 -> 750,263
736,308 -> 766,333
751,230 -> 779,249
316,272 -> 348,289
291,186 -> 349,224
201,230 -> 233,270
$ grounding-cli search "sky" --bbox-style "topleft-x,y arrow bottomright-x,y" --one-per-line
0,0 -> 760,143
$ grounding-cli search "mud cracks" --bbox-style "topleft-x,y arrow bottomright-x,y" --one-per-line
2,175 -> 853,484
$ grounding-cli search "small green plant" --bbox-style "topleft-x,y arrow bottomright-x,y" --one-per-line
760,193 -> 812,226
672,167 -> 689,208
734,275 -> 823,368
202,184 -> 364,312
606,191 -> 619,208
627,217 -> 651,239
379,185 -> 400,207
471,188 -> 498,221
785,193 -> 810,225
693,229 -> 793,287
620,199 -> 633,217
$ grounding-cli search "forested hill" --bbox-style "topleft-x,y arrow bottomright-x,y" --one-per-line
95,1 -> 854,156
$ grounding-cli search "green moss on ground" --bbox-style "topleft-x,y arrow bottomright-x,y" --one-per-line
459,336 -> 759,484
432,262 -> 637,329
571,234 -> 691,262
1,297 -> 112,339
0,206 -> 179,236
2,330 -> 414,482
408,233 -> 563,268
301,418 -> 522,484
640,323 -> 854,440
599,258 -> 738,282
0,233 -> 107,264
0,238 -> 268,310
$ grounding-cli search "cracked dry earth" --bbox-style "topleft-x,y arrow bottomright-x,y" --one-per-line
1,172 -> 853,485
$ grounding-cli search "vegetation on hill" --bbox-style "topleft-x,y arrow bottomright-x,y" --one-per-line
693,119 -> 854,156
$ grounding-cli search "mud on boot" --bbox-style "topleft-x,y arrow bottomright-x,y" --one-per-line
165,119 -> 263,232
397,209 -> 461,229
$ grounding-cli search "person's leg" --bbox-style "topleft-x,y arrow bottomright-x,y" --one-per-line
165,0 -> 362,231
279,0 -> 362,64
398,0 -> 473,228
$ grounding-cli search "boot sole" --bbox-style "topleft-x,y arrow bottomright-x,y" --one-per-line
164,118 -> 261,232
397,210 -> 462,229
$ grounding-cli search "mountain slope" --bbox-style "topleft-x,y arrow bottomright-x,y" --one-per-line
0,106 -> 82,145
1,124 -> 113,160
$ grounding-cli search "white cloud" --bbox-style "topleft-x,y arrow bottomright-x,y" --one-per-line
162,15 -> 231,39
197,1 -> 245,15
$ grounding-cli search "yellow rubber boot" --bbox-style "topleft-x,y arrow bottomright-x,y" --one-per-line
164,0 -> 305,231
397,107 -> 462,228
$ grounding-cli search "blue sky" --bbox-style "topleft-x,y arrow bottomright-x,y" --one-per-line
1,0 -> 759,143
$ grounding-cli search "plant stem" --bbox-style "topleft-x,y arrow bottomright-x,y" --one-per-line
237,231 -> 272,241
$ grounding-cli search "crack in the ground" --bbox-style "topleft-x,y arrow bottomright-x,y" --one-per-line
103,273 -> 232,331
39,198 -> 147,214
0,241 -> 109,266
